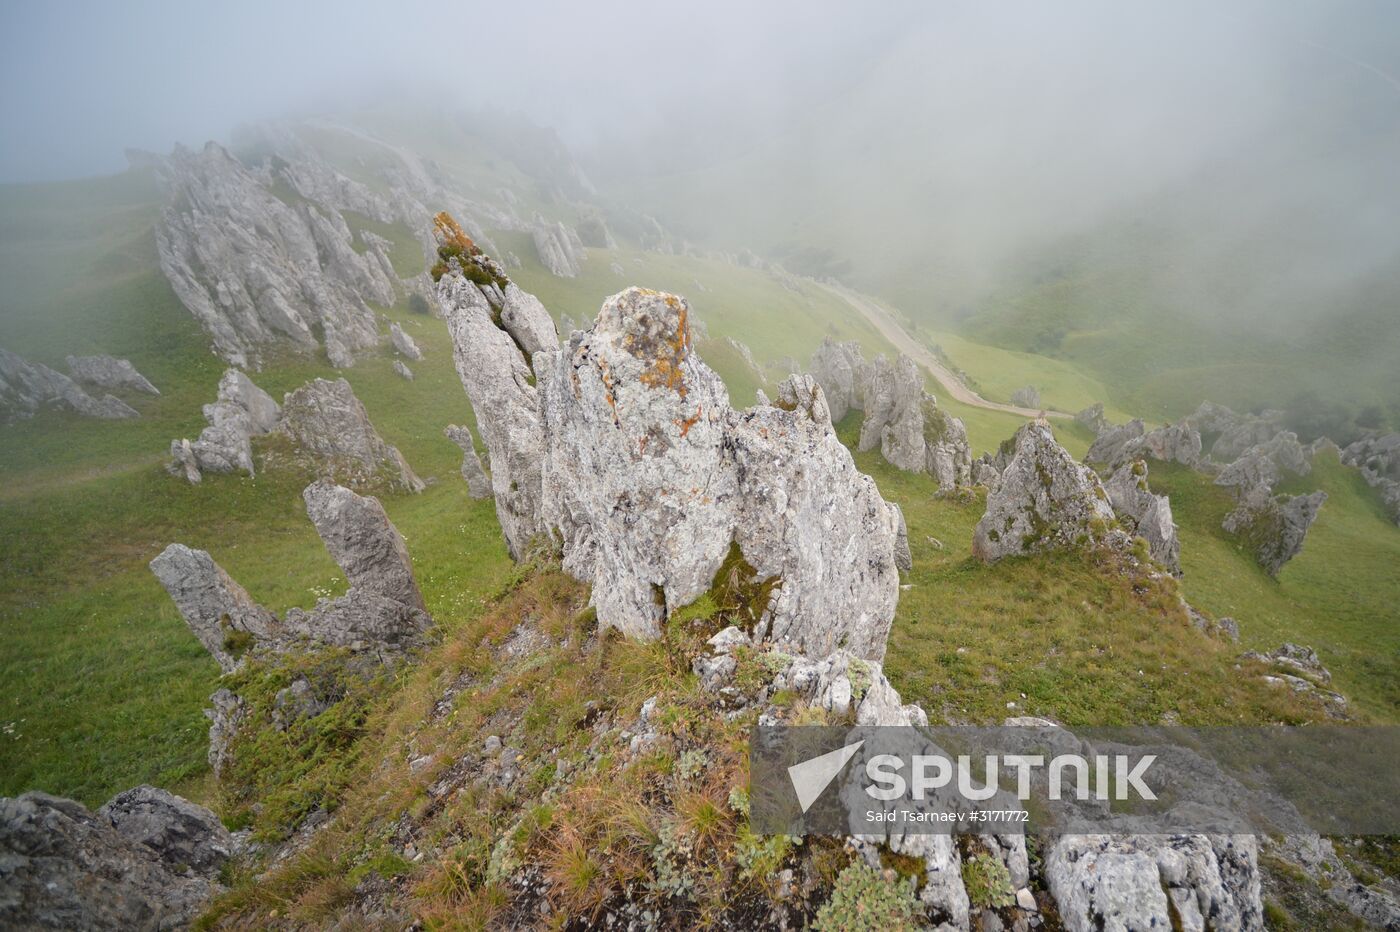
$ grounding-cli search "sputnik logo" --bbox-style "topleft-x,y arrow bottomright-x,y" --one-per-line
787,740 -> 865,813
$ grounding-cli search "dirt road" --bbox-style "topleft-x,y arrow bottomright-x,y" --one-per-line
818,282 -> 1069,419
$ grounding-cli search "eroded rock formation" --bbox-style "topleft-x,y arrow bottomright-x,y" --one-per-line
274,378 -> 423,492
389,322 -> 423,361
531,219 -> 584,277
808,337 -> 868,424
973,420 -> 1118,563
1223,489 -> 1327,576
168,368 -> 280,482
0,346 -> 139,423
1340,433 -> 1400,525
443,424 -> 492,499
1104,460 -> 1181,574
66,355 -> 159,395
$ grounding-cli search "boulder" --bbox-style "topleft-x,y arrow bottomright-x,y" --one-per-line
1132,420 -> 1202,467
808,337 -> 868,423
1045,834 -> 1263,932
443,424 -> 492,499
302,480 -> 426,613
1214,431 -> 1311,498
275,378 -> 423,493
500,283 -> 559,357
1104,460 -> 1181,574
1085,418 -> 1144,466
1222,489 -> 1326,576
973,420 -> 1117,563
149,543 -> 280,673
921,394 -> 972,491
168,368 -> 280,482
389,322 -> 422,361
0,791 -> 225,930
1201,406 -> 1286,462
65,355 -> 160,395
534,288 -> 901,660
891,503 -> 913,571
858,354 -> 920,461
97,785 -> 233,876
1010,385 -> 1041,409
1340,432 -> 1400,525
393,360 -> 414,381
0,346 -> 138,423
1074,403 -> 1107,435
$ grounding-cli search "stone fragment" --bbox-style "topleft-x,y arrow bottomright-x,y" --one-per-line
65,354 -> 160,395
302,480 -> 426,613
275,378 -> 423,492
443,424 -> 492,498
1222,489 -> 1326,576
0,346 -> 138,423
1340,432 -> 1400,525
149,544 -> 279,673
389,322 -> 422,361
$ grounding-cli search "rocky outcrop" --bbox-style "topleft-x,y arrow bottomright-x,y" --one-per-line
1010,385 -> 1041,409
500,283 -> 559,358
1087,417 -> 1201,469
1185,402 -> 1287,462
167,368 -> 280,482
1085,418 -> 1144,466
443,424 -> 492,499
921,394 -> 973,491
1104,460 -> 1181,574
808,337 -> 869,424
274,378 -> 423,493
1045,833 -> 1262,932
393,360 -> 413,381
1214,431 -> 1311,498
149,544 -> 281,673
389,322 -> 422,361
854,353 -> 971,489
154,142 -> 402,369
531,219 -> 584,277
1074,402 -> 1107,434
65,355 -> 159,395
0,347 -> 138,423
973,420 -> 1118,563
303,480 -> 426,614
1340,432 -> 1400,525
531,288 -> 901,660
0,789 -> 230,930
1223,489 -> 1327,576
440,261 -> 551,559
1245,643 -> 1348,719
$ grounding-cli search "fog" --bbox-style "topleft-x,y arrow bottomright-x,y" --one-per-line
3,0 -> 1398,343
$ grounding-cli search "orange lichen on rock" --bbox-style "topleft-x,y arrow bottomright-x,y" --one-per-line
636,304 -> 692,398
432,211 -> 478,254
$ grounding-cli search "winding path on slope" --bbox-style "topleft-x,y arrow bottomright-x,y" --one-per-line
817,281 -> 1070,420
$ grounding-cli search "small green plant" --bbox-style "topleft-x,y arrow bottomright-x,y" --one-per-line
961,852 -> 1016,909
813,861 -> 923,931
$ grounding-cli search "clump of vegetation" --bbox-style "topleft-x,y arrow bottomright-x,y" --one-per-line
961,851 -> 1016,908
813,861 -> 923,931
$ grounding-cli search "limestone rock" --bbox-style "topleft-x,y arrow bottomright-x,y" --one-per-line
206,688 -> 245,774
302,480 -> 426,613
973,420 -> 1117,562
921,394 -> 972,491
1215,431 -> 1311,498
443,424 -> 492,499
808,337 -> 868,424
280,590 -> 432,654
1010,385 -> 1041,409
97,785 -> 233,876
1086,418 -> 1144,466
439,271 -> 548,559
154,142 -> 391,369
393,360 -> 413,381
891,503 -> 913,572
168,368 -> 280,482
535,289 -> 901,660
500,282 -> 559,358
1045,834 -> 1263,932
1075,403 -> 1107,434
0,347 -> 138,423
1104,461 -> 1181,574
1222,489 -> 1326,576
275,378 -> 423,492
65,355 -> 160,395
531,219 -> 583,277
1132,420 -> 1202,467
1187,402 -> 1287,462
1340,432 -> 1400,525
858,354 -> 921,461
389,322 -> 422,361
149,544 -> 279,673
0,791 -> 224,930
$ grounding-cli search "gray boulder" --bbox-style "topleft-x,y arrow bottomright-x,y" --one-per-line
1340,432 -> 1400,525
500,283 -> 559,357
0,791 -> 225,930
858,353 -> 921,462
1046,833 -> 1263,932
1223,489 -> 1327,576
808,337 -> 869,424
891,502 -> 913,572
168,368 -> 280,482
302,480 -> 426,613
393,360 -> 413,381
1086,418 -> 1144,466
149,543 -> 279,673
389,322 -> 422,361
1075,402 -> 1107,434
65,355 -> 159,395
531,219 -> 583,277
921,394 -> 972,491
1215,431 -> 1311,498
1104,460 -> 1181,574
275,378 -> 423,493
439,263 -> 549,559
973,420 -> 1117,562
1132,420 -> 1203,467
1010,385 -> 1041,409
1206,407 -> 1287,462
97,785 -> 233,876
0,347 -> 138,423
443,424 -> 492,499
